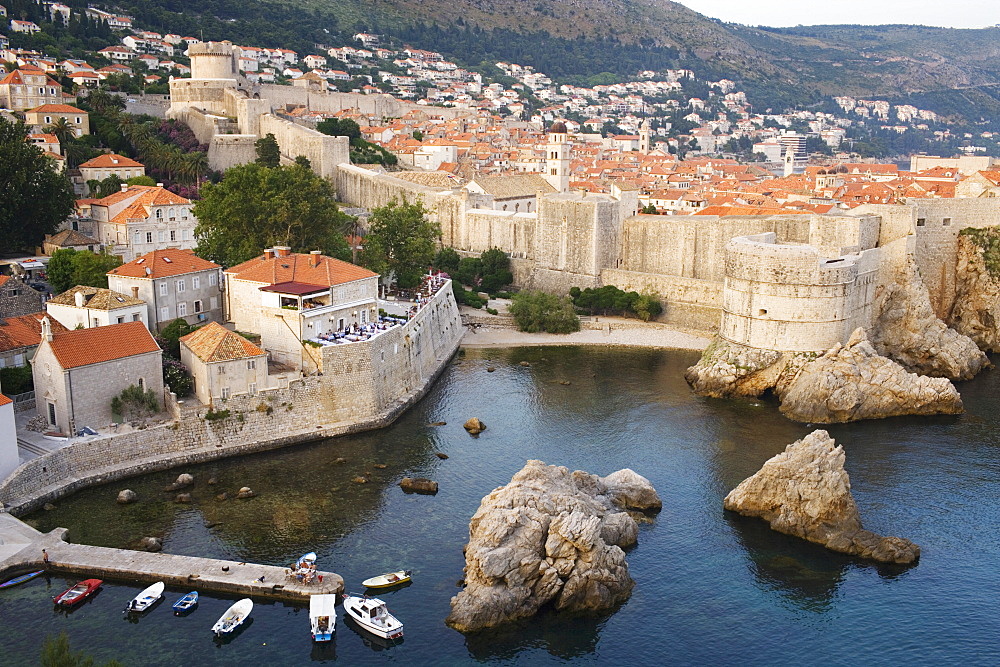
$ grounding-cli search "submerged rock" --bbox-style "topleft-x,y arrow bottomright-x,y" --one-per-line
724,430 -> 919,564
140,536 -> 162,552
165,473 -> 194,492
236,486 -> 255,499
435,452 -> 450,460
777,329 -> 963,423
446,460 -> 658,633
463,418 -> 486,435
399,477 -> 439,494
174,493 -> 192,503
117,489 -> 137,504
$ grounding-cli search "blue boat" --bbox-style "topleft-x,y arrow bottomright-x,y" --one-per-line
0,571 -> 43,590
172,591 -> 199,614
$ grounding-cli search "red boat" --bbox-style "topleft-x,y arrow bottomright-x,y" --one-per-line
53,579 -> 103,607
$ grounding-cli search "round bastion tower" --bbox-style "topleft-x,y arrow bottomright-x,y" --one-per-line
188,41 -> 239,80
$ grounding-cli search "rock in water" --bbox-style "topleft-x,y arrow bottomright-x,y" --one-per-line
685,337 -> 784,398
174,493 -> 192,503
463,418 -> 486,435
236,487 -> 255,499
777,329 -> 964,423
950,233 -> 1000,352
723,430 -> 919,564
165,473 -> 195,491
140,536 -> 162,552
399,477 -> 439,494
446,460 -> 658,632
601,469 -> 662,511
117,489 -> 137,504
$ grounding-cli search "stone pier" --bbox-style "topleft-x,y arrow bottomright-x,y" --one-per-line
0,512 -> 342,604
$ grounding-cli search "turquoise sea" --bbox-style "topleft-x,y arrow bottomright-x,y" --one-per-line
3,346 -> 998,665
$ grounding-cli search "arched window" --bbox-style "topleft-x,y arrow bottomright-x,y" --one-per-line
155,209 -> 163,219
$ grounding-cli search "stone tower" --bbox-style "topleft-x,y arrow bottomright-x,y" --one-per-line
639,119 -> 651,154
188,41 -> 239,80
543,121 -> 570,193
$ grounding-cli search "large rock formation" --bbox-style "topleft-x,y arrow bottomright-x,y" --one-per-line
950,232 -> 1000,352
446,460 -> 659,633
776,329 -> 963,423
724,430 -> 919,564
870,256 -> 988,380
684,337 -> 784,398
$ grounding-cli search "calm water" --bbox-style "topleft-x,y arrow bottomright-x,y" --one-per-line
4,346 -> 999,666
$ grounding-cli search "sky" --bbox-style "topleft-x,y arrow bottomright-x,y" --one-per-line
676,1 -> 1000,29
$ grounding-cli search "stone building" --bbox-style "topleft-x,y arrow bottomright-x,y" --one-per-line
107,248 -> 223,331
0,312 -> 69,369
41,229 -> 100,255
179,321 -> 269,406
0,65 -> 74,111
78,154 -> 145,195
224,247 -> 379,371
89,185 -> 197,263
23,104 -> 89,136
465,174 -> 555,213
45,285 -> 147,330
31,319 -> 163,435
0,275 -> 44,319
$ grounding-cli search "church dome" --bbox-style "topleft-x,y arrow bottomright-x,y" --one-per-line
548,121 -> 568,134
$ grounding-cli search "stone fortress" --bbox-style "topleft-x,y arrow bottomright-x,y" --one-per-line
169,44 -> 1000,423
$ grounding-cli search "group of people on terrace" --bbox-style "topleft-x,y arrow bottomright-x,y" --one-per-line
310,315 -> 406,346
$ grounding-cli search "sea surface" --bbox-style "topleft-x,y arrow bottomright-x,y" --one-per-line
3,346 -> 999,666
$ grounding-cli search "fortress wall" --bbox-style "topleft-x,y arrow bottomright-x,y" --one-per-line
208,135 -> 258,172
258,114 -> 350,179
464,210 -> 536,259
170,106 -> 225,145
534,194 -> 620,279
807,214 -> 881,256
257,85 -> 469,121
719,233 -> 880,352
601,268 -> 723,330
168,79 -> 236,118
335,163 -> 446,209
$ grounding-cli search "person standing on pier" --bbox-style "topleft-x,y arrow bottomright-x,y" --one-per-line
42,549 -> 50,566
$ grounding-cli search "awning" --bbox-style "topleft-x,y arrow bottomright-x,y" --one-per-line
18,259 -> 46,270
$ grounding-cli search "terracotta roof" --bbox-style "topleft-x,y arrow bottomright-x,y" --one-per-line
226,251 -> 377,286
0,312 -> 69,353
0,395 -> 11,408
48,285 -> 144,309
46,320 -> 160,369
180,322 -> 264,363
79,153 -> 143,169
27,104 -> 86,114
0,275 -> 9,289
92,185 -> 188,209
46,229 -> 99,247
109,248 -> 220,280
467,174 -> 555,199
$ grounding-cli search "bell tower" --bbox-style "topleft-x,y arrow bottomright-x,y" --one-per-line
543,121 -> 570,193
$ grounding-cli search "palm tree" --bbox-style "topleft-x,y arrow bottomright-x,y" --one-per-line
44,117 -> 77,148
184,152 -> 209,185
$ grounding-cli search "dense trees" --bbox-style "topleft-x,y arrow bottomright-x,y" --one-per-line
255,133 -> 281,167
316,118 -> 396,166
193,162 -> 352,267
569,285 -> 662,321
509,290 -> 580,334
0,118 -> 75,254
362,199 -> 440,289
47,249 -> 122,293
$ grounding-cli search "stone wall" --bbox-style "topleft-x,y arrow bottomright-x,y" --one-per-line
0,283 -> 464,514
258,114 -> 349,180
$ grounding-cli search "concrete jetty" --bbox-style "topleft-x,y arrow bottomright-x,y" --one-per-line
0,512 -> 342,604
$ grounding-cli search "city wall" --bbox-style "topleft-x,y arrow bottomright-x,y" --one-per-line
258,114 -> 350,179
0,286 -> 463,515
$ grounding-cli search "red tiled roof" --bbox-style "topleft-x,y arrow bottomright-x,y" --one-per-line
79,153 -> 143,169
46,320 -> 160,369
27,104 -> 86,114
180,322 -> 264,362
109,249 -> 220,280
226,251 -> 377,286
0,312 -> 69,353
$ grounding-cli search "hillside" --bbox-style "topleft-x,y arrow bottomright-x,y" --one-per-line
120,0 -> 1000,114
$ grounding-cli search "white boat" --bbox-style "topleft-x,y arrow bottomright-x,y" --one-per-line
296,552 -> 317,568
309,594 -> 337,642
362,570 -> 412,589
212,598 -> 253,636
125,581 -> 164,613
342,593 -> 403,640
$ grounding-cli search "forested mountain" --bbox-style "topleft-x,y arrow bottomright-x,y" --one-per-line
110,0 -> 1000,117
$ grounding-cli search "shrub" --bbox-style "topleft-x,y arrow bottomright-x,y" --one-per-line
111,384 -> 159,422
570,285 -> 662,320
0,365 -> 33,395
204,408 -> 231,421
486,307 -> 499,315
159,318 -> 199,359
162,358 -> 193,397
509,290 -> 580,334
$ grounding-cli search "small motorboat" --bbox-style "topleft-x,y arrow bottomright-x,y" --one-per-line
341,593 -> 403,640
212,598 -> 253,636
362,570 -> 412,589
0,570 -> 43,589
125,581 -> 164,613
53,579 -> 102,607
172,591 -> 199,614
296,552 -> 317,568
309,593 -> 337,642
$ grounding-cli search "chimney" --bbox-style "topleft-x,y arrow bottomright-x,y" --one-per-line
156,182 -> 164,187
41,316 -> 53,342
264,248 -> 276,259
74,290 -> 85,308
131,286 -> 140,299
120,183 -> 129,192
275,246 -> 291,257
310,249 -> 321,267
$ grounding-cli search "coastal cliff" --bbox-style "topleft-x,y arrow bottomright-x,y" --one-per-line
724,430 -> 920,565
950,231 -> 1000,352
776,329 -> 963,423
446,460 -> 659,633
